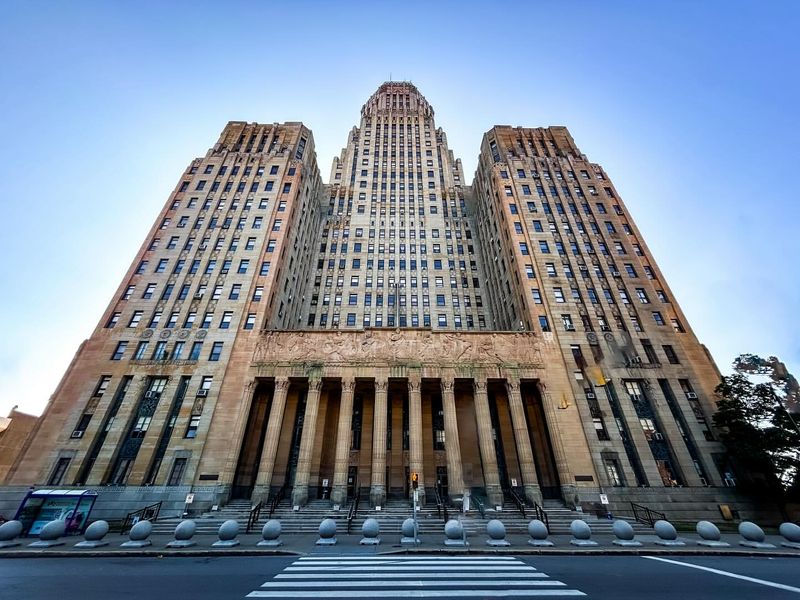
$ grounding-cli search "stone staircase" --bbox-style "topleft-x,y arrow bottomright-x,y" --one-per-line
151,495 -> 650,537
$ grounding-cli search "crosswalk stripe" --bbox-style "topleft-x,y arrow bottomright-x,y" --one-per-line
261,580 -> 566,588
247,591 -> 586,598
293,560 -> 528,566
297,556 -> 518,561
275,572 -> 549,579
285,565 -> 536,571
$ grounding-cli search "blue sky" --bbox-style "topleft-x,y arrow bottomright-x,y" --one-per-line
1,1 -> 798,416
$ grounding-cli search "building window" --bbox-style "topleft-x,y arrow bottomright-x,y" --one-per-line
167,457 -> 188,484
538,315 -> 550,332
111,341 -> 128,360
237,259 -> 249,274
652,311 -> 665,326
189,342 -> 203,360
209,342 -> 223,361
253,286 -> 263,301
244,313 -> 256,329
260,261 -> 270,276
106,312 -> 121,328
48,457 -> 71,485
663,345 -> 680,364
220,311 -> 233,329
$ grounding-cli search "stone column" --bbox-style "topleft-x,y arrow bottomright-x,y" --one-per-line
253,377 -> 290,501
331,378 -> 356,506
506,379 -> 542,505
473,378 -> 503,507
408,376 -> 425,505
290,378 -> 323,507
370,379 -> 388,506
440,377 -> 465,501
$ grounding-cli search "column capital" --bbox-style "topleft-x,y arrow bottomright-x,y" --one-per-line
474,379 -> 487,392
275,378 -> 290,391
441,378 -> 454,392
408,378 -> 421,392
309,378 -> 323,392
375,379 -> 388,392
506,379 -> 520,393
341,379 -> 356,393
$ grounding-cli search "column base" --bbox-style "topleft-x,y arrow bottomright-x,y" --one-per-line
409,488 -> 426,506
523,484 -> 543,506
291,485 -> 309,507
251,485 -> 271,505
370,485 -> 386,508
331,485 -> 347,507
485,484 -> 503,508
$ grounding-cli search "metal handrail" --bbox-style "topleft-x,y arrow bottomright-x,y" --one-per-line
246,500 -> 263,534
476,498 -> 485,519
630,502 -> 666,526
532,501 -> 550,532
509,488 -> 527,519
121,501 -> 161,534
268,481 -> 289,519
346,480 -> 361,534
433,487 -> 448,523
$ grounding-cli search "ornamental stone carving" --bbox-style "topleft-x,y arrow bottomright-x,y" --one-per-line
254,330 -> 543,368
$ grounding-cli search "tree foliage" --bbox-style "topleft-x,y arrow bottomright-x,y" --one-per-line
713,354 -> 800,495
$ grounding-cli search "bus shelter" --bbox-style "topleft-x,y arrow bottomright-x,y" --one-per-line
13,489 -> 98,536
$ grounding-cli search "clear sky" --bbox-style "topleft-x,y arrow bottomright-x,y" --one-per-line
1,1 -> 798,416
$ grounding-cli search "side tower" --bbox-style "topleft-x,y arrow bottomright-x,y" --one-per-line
8,123 -> 323,506
473,126 -> 727,508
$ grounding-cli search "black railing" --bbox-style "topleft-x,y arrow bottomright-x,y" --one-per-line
120,501 -> 161,534
630,502 -> 666,527
346,480 -> 361,534
268,482 -> 289,519
532,501 -> 550,532
509,488 -> 527,519
433,488 -> 449,523
246,500 -> 263,534
475,498 -> 485,519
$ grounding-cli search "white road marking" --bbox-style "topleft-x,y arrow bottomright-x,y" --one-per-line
294,560 -> 525,566
261,580 -> 566,588
275,572 -> 548,579
644,556 -> 800,594
247,591 -> 585,598
285,565 -> 536,571
297,556 -> 518,561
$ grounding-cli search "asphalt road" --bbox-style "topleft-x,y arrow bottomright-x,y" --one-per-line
2,554 -> 800,599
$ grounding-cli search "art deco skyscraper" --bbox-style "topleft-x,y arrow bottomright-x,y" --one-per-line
3,82 -> 745,523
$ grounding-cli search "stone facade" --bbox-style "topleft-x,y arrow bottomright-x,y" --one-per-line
3,82 -> 750,522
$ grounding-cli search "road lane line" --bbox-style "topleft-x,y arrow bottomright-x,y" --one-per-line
285,565 -> 535,571
275,572 -> 548,579
247,591 -> 585,598
261,580 -> 566,588
643,556 -> 800,594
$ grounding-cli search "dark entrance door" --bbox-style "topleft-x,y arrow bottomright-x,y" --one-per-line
436,466 -> 448,499
347,466 -> 358,500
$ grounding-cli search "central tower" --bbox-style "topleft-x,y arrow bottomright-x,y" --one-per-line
301,82 -> 493,330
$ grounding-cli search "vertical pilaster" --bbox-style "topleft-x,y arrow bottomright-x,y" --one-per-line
370,379 -> 388,506
291,378 -> 323,507
506,378 -> 542,505
473,378 -> 503,506
253,377 -> 290,501
331,378 -> 356,506
408,376 -> 425,505
440,377 -> 465,501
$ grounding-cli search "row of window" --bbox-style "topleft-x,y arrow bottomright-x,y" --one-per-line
119,282 -> 263,304
135,256 -> 274,276
111,340 -> 224,362
312,312 -> 486,329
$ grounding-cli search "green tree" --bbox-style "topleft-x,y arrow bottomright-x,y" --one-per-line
713,354 -> 800,498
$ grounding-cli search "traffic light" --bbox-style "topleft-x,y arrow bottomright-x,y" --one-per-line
411,472 -> 419,489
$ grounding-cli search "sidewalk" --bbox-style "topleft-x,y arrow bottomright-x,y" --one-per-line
2,531 -> 799,558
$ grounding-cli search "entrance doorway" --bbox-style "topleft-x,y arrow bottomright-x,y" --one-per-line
231,382 -> 274,499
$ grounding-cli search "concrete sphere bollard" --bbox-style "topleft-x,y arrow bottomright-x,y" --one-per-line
121,519 -> 153,547
612,519 -> 640,547
444,519 -> 467,547
257,519 -> 282,547
360,517 -> 380,545
0,520 -> 23,548
316,518 -> 337,546
780,522 -> 800,543
486,519 -> 510,547
129,520 -> 152,540
697,521 -> 721,541
569,519 -> 598,547
167,519 -> 197,548
780,522 -> 800,549
739,521 -> 765,543
696,520 -> 729,547
401,518 -> 418,538
570,519 -> 591,539
654,520 -> 677,540
527,519 -> 553,547
654,520 -> 685,546
75,520 -> 110,548
212,519 -> 240,547
738,521 -> 775,548
613,520 -> 635,540
29,520 -> 66,548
